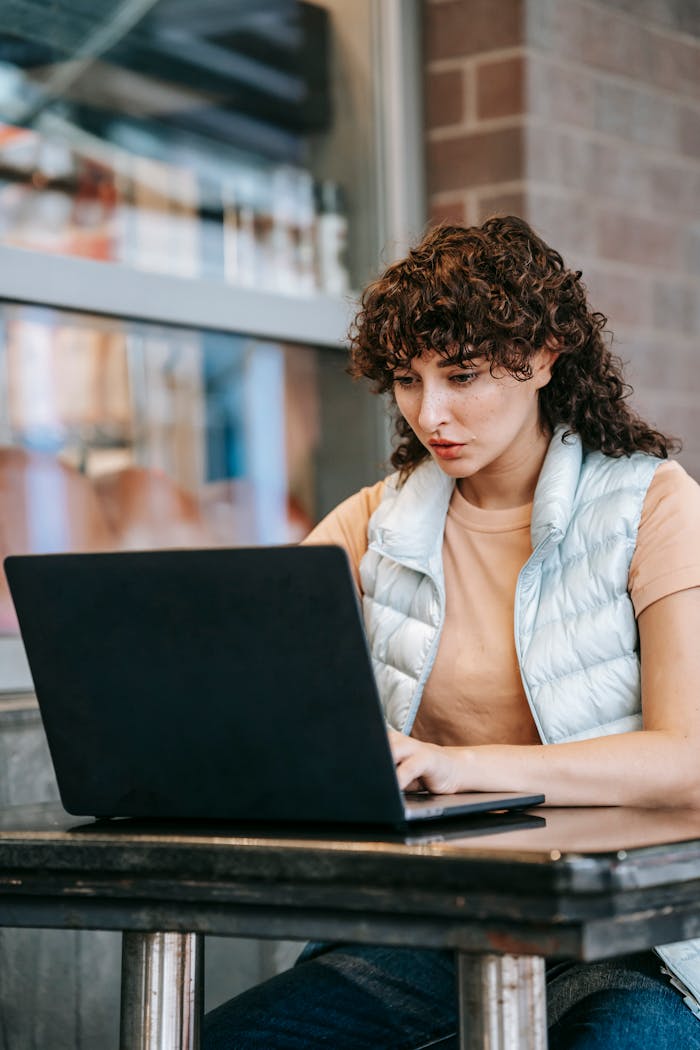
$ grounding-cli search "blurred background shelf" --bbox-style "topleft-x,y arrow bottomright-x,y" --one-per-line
0,244 -> 354,346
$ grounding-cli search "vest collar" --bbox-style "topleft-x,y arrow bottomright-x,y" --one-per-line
530,427 -> 583,550
370,459 -> 453,578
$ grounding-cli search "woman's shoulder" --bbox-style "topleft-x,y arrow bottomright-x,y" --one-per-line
636,458 -> 700,559
301,479 -> 387,587
306,479 -> 387,541
629,459 -> 700,616
643,458 -> 700,504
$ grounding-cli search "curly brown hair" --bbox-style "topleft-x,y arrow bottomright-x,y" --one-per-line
349,215 -> 678,475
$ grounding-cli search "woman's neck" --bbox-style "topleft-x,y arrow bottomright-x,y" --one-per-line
456,426 -> 551,510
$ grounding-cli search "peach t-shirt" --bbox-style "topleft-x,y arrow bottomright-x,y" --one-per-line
305,461 -> 700,746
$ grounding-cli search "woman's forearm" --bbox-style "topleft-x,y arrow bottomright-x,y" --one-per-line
388,727 -> 700,807
457,731 -> 700,807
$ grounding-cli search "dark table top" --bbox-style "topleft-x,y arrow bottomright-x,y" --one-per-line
1,802 -> 699,959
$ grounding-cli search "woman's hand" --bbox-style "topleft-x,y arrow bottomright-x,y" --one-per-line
388,728 -> 466,794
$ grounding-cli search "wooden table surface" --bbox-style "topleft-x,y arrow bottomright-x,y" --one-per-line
0,802 -> 699,961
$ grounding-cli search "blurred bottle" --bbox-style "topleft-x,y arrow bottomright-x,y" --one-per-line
70,157 -> 117,261
168,164 -> 200,278
271,165 -> 300,295
198,174 -> 225,281
31,139 -> 75,255
223,166 -> 267,289
314,179 -> 349,296
252,168 -> 275,291
131,154 -> 173,273
113,155 -> 137,268
223,168 -> 253,287
294,168 -> 317,296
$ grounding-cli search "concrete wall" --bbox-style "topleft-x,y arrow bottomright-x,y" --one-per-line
423,0 -> 700,479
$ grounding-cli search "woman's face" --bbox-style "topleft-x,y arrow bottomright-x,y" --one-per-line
392,349 -> 557,493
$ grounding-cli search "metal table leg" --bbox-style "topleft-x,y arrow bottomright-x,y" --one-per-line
456,951 -> 547,1049
120,931 -> 203,1050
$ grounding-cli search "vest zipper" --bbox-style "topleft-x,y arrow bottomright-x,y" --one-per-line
402,576 -> 445,734
513,537 -> 551,745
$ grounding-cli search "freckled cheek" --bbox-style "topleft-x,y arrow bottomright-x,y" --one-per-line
394,392 -> 417,424
467,386 -> 509,419
455,392 -> 489,426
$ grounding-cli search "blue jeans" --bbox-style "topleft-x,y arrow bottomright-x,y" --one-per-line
203,943 -> 700,1049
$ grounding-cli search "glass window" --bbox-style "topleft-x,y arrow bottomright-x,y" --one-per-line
0,0 -> 383,294
0,302 -> 384,643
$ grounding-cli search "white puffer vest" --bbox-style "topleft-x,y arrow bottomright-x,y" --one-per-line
360,427 -> 660,739
359,426 -> 699,1014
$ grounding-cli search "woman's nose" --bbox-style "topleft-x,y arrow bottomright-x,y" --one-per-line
417,387 -> 450,432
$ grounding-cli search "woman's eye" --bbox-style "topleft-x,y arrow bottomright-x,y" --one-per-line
393,375 -> 415,387
450,371 -> 478,384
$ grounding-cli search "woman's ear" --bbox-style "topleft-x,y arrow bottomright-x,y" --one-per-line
533,339 -> 561,388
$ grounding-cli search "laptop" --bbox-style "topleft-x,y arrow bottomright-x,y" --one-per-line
4,546 -> 544,825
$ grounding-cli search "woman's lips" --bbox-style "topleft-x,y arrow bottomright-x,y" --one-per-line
429,441 -> 465,460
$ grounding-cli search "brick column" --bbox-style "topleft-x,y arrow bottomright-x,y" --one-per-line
424,0 -> 526,224
423,0 -> 700,478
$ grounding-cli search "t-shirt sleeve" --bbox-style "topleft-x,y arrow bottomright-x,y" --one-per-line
629,460 -> 700,617
301,479 -> 385,591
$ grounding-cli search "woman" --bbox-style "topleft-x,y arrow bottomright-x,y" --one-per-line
205,216 -> 700,1048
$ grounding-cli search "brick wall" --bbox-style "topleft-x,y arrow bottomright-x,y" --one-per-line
424,0 -> 700,479
425,0 -> 526,223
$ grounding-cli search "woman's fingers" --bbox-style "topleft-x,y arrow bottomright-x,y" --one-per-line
387,728 -> 459,793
